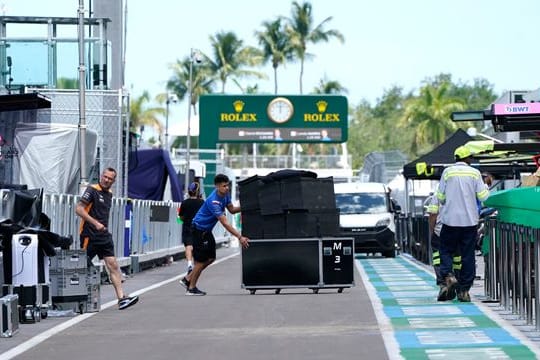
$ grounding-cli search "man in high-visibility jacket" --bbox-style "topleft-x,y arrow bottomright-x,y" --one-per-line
426,191 -> 462,299
436,146 -> 490,302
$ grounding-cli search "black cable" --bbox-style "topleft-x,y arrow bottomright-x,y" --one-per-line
11,243 -> 29,279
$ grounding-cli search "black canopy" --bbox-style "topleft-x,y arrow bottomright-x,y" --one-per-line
403,128 -> 538,180
402,129 -> 472,180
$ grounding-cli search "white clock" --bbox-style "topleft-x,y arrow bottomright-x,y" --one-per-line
267,97 -> 294,124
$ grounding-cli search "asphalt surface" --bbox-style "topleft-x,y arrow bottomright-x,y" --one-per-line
0,247 -> 389,360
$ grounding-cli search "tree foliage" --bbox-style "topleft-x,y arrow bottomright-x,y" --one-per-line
254,18 -> 294,94
131,2 -> 500,169
129,91 -> 166,144
348,74 -> 498,167
208,31 -> 265,94
285,1 -> 344,94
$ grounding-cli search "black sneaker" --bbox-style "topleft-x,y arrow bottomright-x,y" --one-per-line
179,277 -> 190,289
118,295 -> 139,310
186,287 -> 206,296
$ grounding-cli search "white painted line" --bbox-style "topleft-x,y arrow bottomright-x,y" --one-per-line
426,348 -> 510,359
417,330 -> 492,345
408,317 -> 476,328
100,252 -> 240,310
402,305 -> 463,316
355,259 -> 404,360
0,313 -> 97,360
0,252 -> 240,360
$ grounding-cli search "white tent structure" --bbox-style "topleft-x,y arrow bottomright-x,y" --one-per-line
13,123 -> 98,194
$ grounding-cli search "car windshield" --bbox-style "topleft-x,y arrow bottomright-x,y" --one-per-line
335,193 -> 388,214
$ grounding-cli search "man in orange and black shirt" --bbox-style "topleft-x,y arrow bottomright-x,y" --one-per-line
75,167 -> 138,310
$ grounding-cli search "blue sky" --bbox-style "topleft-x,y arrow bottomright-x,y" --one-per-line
3,0 -> 540,132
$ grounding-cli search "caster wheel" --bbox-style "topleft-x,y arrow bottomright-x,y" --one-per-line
275,289 -> 281,294
33,307 -> 41,322
338,288 -> 344,293
41,310 -> 48,319
312,288 -> 319,294
249,289 -> 256,295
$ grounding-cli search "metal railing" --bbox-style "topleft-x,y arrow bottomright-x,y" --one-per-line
397,210 -> 540,330
1,191 -> 236,271
395,214 -> 431,264
483,219 -> 540,329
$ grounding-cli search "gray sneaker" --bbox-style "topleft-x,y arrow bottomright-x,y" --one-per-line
437,285 -> 448,301
186,287 -> 206,296
457,290 -> 471,302
437,275 -> 458,301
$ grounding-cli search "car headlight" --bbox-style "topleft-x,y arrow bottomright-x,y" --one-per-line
375,218 -> 391,228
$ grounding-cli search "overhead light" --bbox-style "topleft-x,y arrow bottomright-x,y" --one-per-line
451,111 -> 486,122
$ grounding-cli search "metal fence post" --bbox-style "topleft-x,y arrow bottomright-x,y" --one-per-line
511,224 -> 518,315
535,228 -> 540,331
517,225 -> 524,319
501,222 -> 510,311
525,226 -> 533,325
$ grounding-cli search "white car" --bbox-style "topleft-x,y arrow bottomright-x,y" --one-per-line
334,182 -> 398,258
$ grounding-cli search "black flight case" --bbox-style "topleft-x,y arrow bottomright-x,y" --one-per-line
241,237 -> 354,294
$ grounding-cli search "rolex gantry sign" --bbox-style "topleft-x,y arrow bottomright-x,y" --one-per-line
199,95 -> 348,143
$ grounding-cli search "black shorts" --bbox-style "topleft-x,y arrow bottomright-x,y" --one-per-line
80,233 -> 115,260
192,227 -> 216,263
182,233 -> 193,246
182,230 -> 194,247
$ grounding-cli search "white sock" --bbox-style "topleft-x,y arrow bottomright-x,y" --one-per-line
188,261 -> 193,268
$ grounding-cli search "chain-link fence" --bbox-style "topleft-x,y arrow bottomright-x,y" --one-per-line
360,150 -> 408,184
27,89 -> 129,196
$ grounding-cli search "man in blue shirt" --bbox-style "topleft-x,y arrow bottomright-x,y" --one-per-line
180,174 -> 250,295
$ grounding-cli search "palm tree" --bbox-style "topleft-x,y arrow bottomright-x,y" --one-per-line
166,55 -> 214,116
129,91 -> 165,143
312,77 -> 348,95
285,1 -> 344,94
399,82 -> 465,155
207,31 -> 265,94
254,18 -> 293,94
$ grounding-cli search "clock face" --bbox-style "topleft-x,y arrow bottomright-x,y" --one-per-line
267,97 -> 294,124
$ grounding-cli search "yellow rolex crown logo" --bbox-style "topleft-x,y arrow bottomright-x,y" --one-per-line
233,100 -> 245,113
316,101 -> 328,113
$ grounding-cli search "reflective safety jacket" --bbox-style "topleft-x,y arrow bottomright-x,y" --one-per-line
436,161 -> 489,227
426,194 -> 442,236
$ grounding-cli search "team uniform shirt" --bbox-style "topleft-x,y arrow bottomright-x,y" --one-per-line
79,184 -> 113,238
436,161 -> 489,227
192,189 -> 231,231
